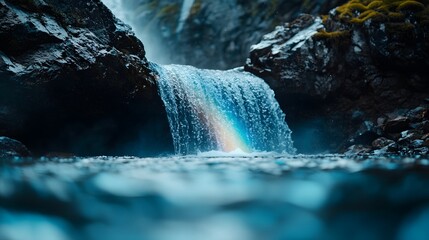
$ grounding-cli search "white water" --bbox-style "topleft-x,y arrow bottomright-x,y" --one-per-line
154,64 -> 295,155
101,0 -> 192,64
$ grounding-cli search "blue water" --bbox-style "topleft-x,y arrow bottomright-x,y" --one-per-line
154,64 -> 295,155
1,154 -> 429,240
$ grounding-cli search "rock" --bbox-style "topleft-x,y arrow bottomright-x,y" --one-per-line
414,147 -> 429,155
246,14 -> 338,98
399,130 -> 423,142
372,138 -> 395,149
377,117 -> 387,127
0,0 -> 173,156
384,117 -> 411,134
106,0 -> 347,69
411,120 -> 429,132
245,0 -> 429,153
352,121 -> 380,145
407,107 -> 429,121
374,143 -> 398,155
411,140 -> 425,149
0,136 -> 30,158
345,145 -> 372,155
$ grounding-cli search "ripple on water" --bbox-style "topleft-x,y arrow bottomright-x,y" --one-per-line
0,154 -> 429,240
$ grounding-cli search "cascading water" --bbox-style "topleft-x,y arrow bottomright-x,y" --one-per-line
153,64 -> 295,155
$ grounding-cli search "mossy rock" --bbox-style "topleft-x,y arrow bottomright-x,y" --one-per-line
387,11 -> 406,21
335,0 -> 429,24
313,30 -> 351,40
397,1 -> 425,11
350,10 -> 387,23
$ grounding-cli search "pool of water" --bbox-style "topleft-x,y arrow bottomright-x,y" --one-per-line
1,154 -> 429,240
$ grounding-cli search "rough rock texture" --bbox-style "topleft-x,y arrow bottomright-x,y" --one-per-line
107,0 -> 347,69
245,0 -> 429,154
0,136 -> 30,158
0,0 -> 173,156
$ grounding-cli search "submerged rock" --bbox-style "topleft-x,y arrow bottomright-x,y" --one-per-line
0,0 -> 172,156
245,0 -> 429,154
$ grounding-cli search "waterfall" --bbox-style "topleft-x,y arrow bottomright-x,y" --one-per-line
154,64 -> 295,155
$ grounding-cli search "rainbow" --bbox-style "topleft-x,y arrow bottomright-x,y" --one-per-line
193,95 -> 251,153
155,63 -> 295,155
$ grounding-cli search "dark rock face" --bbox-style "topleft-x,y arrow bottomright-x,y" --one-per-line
110,0 -> 347,69
0,0 -> 173,156
0,136 -> 30,158
245,1 -> 429,154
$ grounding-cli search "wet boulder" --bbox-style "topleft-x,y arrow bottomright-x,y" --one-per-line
0,0 -> 173,156
0,136 -> 30,158
245,0 -> 429,154
384,117 -> 411,134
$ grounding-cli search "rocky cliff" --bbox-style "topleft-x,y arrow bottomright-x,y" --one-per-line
246,0 -> 429,154
0,0 -> 173,156
112,0 -> 347,69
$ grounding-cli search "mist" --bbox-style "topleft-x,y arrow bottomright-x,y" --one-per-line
101,0 -> 173,65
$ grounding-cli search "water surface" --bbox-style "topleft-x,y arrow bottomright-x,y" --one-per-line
1,154 -> 429,240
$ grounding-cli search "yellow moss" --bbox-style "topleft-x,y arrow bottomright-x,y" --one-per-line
321,14 -> 329,23
376,3 -> 401,13
359,9 -> 379,18
388,11 -> 405,20
350,10 -> 386,23
349,3 -> 370,11
386,22 -> 416,32
397,1 -> 425,11
368,1 -> 384,8
313,30 -> 351,40
336,0 -> 429,24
